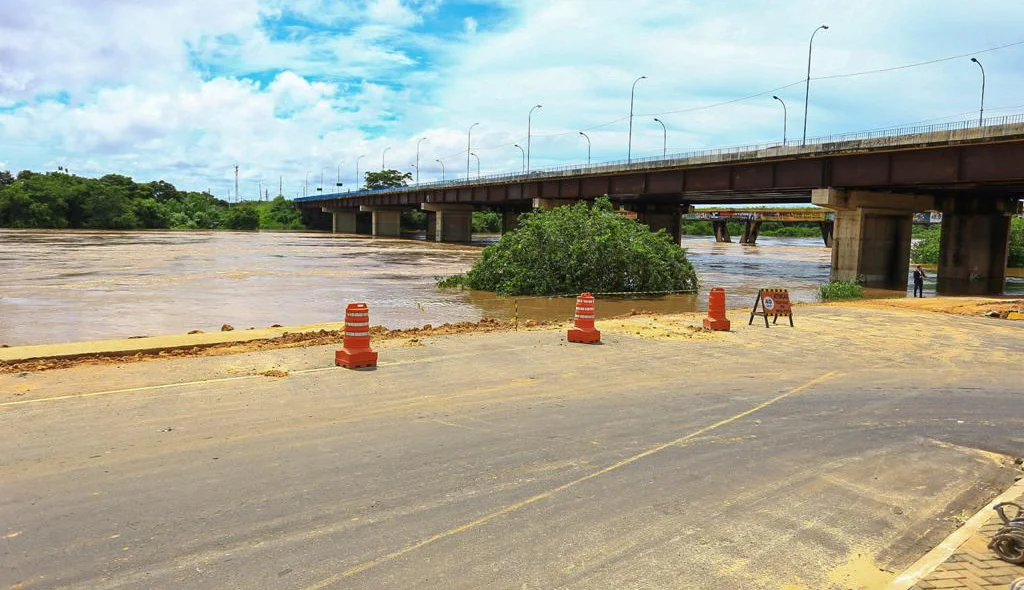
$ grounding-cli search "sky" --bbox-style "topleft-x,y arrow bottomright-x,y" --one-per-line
2,0 -> 1024,200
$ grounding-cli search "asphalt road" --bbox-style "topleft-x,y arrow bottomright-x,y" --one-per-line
1,306 -> 1021,589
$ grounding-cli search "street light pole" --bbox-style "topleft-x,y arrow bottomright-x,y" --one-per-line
970,57 -> 986,126
304,170 -> 309,198
772,95 -> 788,144
653,118 -> 667,158
527,104 -> 542,173
355,155 -> 365,191
382,147 -> 391,171
336,160 -> 344,188
470,152 -> 480,179
627,75 -> 647,163
578,132 -> 591,166
802,24 -> 829,145
415,137 -> 427,185
467,122 -> 479,180
513,144 -> 525,173
436,159 -> 445,183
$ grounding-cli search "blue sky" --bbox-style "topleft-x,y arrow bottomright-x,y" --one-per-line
2,0 -> 1024,199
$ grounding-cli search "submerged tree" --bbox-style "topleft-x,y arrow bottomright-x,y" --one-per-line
439,197 -> 699,296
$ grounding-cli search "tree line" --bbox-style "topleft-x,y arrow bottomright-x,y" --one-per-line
0,170 -> 312,230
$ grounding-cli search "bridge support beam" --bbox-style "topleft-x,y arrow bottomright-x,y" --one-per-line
422,203 -> 474,242
712,220 -> 732,243
819,221 -> 834,248
501,207 -> 530,234
360,206 -> 403,238
936,196 -> 1015,295
637,211 -> 682,245
739,220 -> 762,245
813,189 -> 936,290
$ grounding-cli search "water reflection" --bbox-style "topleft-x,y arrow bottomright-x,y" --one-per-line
0,229 -> 1018,346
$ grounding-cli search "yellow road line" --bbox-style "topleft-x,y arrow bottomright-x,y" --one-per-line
302,370 -> 840,589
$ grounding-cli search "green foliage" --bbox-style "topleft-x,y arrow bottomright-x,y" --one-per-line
364,169 -> 411,190
1009,217 -> 1024,267
819,280 -> 864,300
222,203 -> 261,230
0,169 -> 315,231
910,225 -> 941,265
402,209 -> 427,230
472,211 -> 501,233
441,197 -> 699,296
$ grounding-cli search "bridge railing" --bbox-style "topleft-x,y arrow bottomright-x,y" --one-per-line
296,113 -> 1024,203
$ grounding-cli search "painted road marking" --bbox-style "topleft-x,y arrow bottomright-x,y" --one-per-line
302,370 -> 841,589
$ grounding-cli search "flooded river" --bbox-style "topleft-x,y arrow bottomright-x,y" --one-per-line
0,229 -> 1017,346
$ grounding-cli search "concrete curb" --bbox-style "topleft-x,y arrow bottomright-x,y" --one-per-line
888,478 -> 1024,589
0,322 -> 347,364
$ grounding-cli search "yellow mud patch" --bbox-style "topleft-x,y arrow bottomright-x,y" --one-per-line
826,550 -> 894,589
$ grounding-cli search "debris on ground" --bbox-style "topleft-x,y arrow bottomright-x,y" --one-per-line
220,324 -> 234,332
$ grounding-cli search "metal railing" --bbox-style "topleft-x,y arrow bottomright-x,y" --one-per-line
295,113 -> 1024,203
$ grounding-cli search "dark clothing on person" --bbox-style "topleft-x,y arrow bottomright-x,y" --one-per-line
913,268 -> 925,298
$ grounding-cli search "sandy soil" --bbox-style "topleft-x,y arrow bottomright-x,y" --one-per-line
2,297 -> 1020,375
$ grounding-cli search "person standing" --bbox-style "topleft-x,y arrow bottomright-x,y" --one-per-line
912,265 -> 927,298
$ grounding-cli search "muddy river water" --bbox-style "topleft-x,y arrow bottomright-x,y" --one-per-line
0,229 -> 1018,346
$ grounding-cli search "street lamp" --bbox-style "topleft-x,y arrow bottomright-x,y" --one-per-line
436,159 -> 445,183
527,104 -> 542,172
304,170 -> 310,197
772,95 -> 788,144
470,152 -> 480,179
513,144 -> 525,173
627,75 -> 647,163
578,132 -> 591,166
355,155 -> 365,191
970,57 -> 986,126
336,160 -> 344,187
802,24 -> 829,145
467,122 -> 479,180
382,147 -> 391,171
415,137 -> 427,185
319,166 -> 329,192
653,118 -> 667,158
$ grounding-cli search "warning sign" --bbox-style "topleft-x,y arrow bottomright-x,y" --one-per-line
749,288 -> 794,328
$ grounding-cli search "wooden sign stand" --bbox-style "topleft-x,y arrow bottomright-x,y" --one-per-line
749,288 -> 794,328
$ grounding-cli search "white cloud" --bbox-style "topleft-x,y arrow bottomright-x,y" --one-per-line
463,17 -> 478,36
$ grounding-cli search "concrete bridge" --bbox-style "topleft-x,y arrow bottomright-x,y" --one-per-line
294,115 -> 1024,295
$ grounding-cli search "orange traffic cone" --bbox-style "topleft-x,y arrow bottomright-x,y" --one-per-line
335,303 -> 378,368
703,287 -> 730,331
567,293 -> 601,344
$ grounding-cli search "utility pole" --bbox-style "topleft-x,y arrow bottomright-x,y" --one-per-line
234,164 -> 239,203
279,176 -> 282,198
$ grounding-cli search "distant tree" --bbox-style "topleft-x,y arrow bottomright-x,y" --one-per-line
0,170 -> 14,187
364,169 -> 412,190
222,203 -> 260,230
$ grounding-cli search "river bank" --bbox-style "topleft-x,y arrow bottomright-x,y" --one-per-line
3,296 -> 1020,375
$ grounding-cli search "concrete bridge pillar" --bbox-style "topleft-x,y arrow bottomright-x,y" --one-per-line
739,220 -> 762,245
936,196 -> 1015,295
813,189 -> 935,290
425,211 -> 437,241
819,221 -> 835,248
637,211 -> 682,245
323,208 -> 370,234
422,203 -> 474,242
501,207 -> 530,234
360,206 -> 403,237
712,220 -> 732,243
